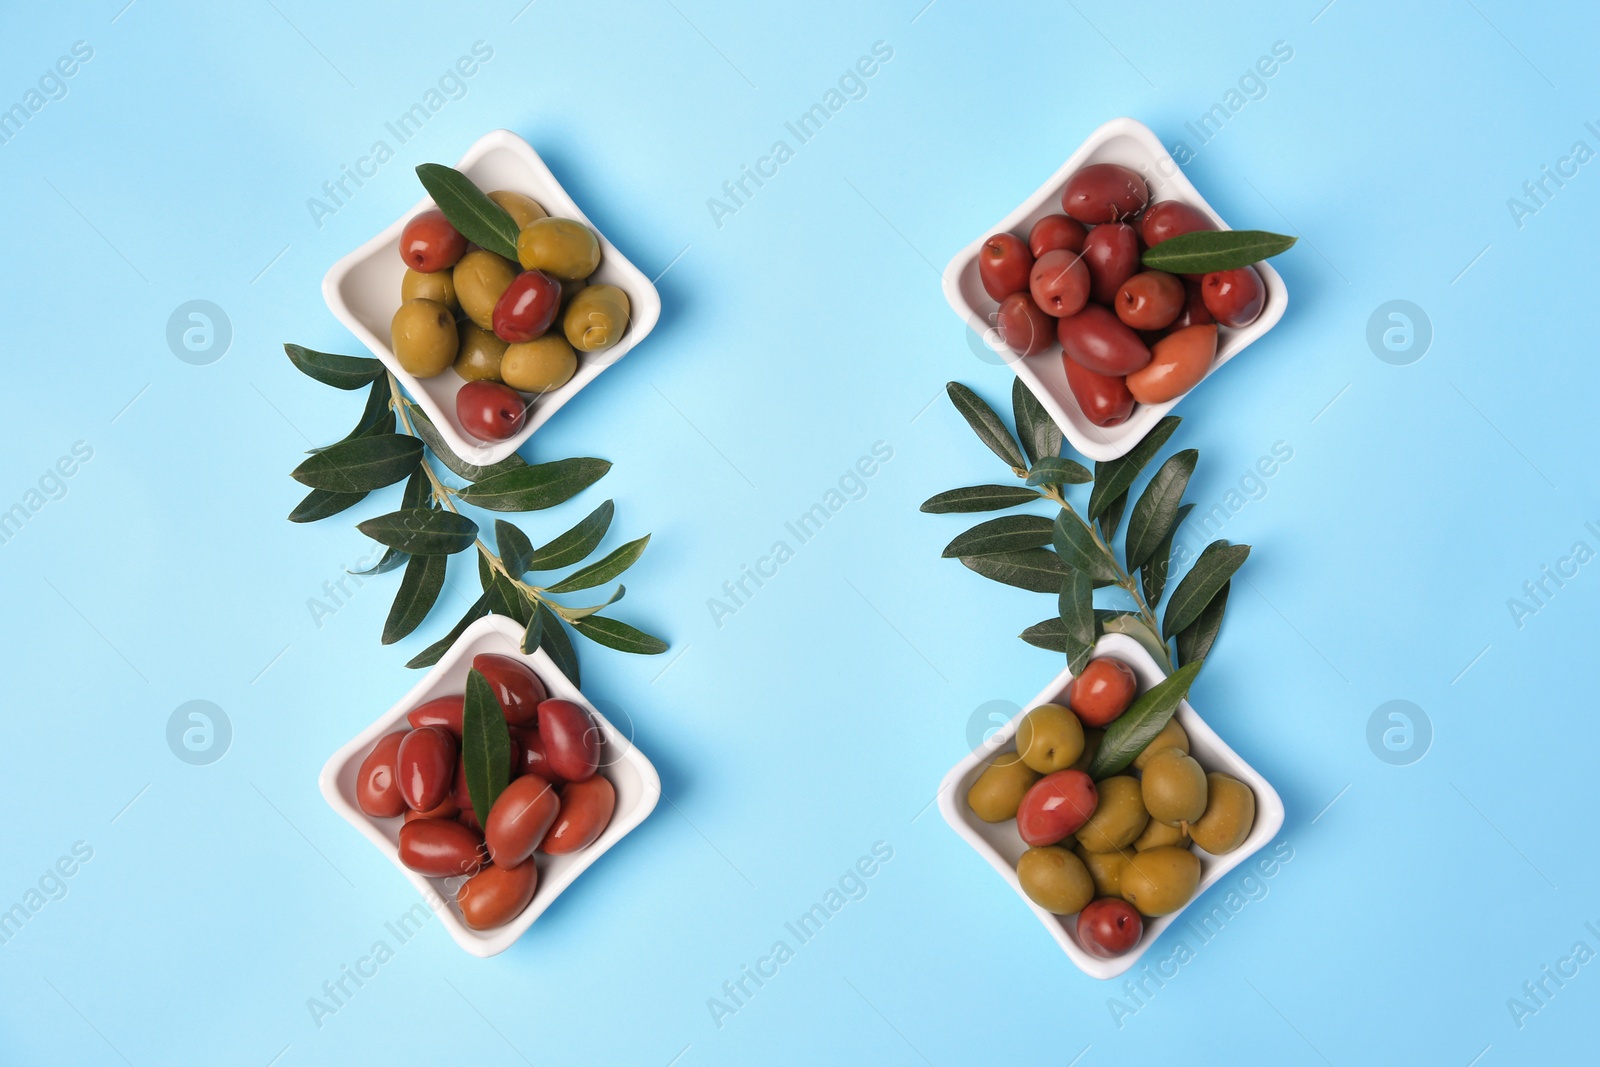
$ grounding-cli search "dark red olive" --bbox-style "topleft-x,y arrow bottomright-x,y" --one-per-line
456,380 -> 527,442
536,699 -> 600,783
1029,249 -> 1091,318
398,209 -> 467,273
1139,200 -> 1215,249
458,859 -> 537,929
1202,266 -> 1266,328
403,797 -> 459,823
1171,282 -> 1214,329
1082,223 -> 1141,305
540,776 -> 616,854
1114,271 -> 1185,331
484,774 -> 561,867
407,695 -> 464,735
1060,164 -> 1148,223
356,731 -> 407,818
398,818 -> 485,878
471,653 -> 547,727
1027,214 -> 1088,258
511,726 -> 565,783
1063,359 -> 1135,428
1057,304 -> 1152,376
997,292 -> 1056,356
397,726 -> 458,812
977,233 -> 1033,301
492,270 -> 561,343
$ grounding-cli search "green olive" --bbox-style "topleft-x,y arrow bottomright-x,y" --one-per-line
401,267 -> 458,313
1069,728 -> 1103,774
390,299 -> 458,377
1119,846 -> 1201,916
454,322 -> 508,383
1141,749 -> 1208,827
1015,703 -> 1085,774
562,284 -> 629,352
501,335 -> 577,393
965,751 -> 1039,823
1132,818 -> 1189,852
1132,719 -> 1189,771
1016,846 -> 1094,915
1189,773 -> 1255,855
452,249 -> 519,330
488,190 -> 547,229
1076,775 -> 1148,853
1075,844 -> 1130,897
517,217 -> 600,280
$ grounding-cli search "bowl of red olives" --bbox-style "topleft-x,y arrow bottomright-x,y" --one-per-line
323,129 -> 662,467
942,117 -> 1287,462
319,614 -> 660,957
938,634 -> 1284,979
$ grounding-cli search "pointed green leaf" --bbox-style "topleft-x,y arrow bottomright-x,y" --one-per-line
920,485 -> 1040,514
958,548 -> 1066,593
350,547 -> 407,576
563,585 -> 625,620
535,601 -> 580,685
547,535 -> 650,593
1058,571 -> 1096,675
291,434 -> 422,492
495,520 -> 536,577
1052,509 -> 1119,582
1097,489 -> 1128,542
400,466 -> 431,511
456,458 -> 611,512
526,500 -> 615,570
490,571 -> 531,625
284,344 -> 383,390
1163,541 -> 1250,637
461,668 -> 513,826
1089,416 -> 1181,519
1088,661 -> 1203,778
1176,582 -> 1229,667
1013,377 -> 1061,468
570,615 -> 668,655
947,382 -> 1027,472
519,608 -> 544,655
405,592 -> 491,669
405,402 -> 529,482
1020,617 -> 1068,653
1141,229 -> 1296,274
288,486 -> 367,523
942,515 -> 1054,558
1141,504 -> 1194,608
1026,457 -> 1093,486
357,508 -> 478,555
382,552 -> 448,644
416,163 -> 521,261
1099,612 -> 1172,669
1125,449 -> 1198,570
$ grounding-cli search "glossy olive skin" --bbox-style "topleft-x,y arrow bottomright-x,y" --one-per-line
1029,249 -> 1090,318
1120,846 -> 1201,916
472,653 -> 547,727
1115,271 -> 1185,330
1142,748 -> 1208,826
356,731 -> 408,818
456,380 -> 527,442
1082,223 -> 1142,305
1170,282 -> 1214,329
1017,770 -> 1098,847
1127,324 -> 1216,404
401,267 -> 459,313
399,209 -> 467,273
1016,703 -> 1085,774
398,817 -> 485,878
455,322 -> 508,383
1202,266 -> 1265,328
977,232 -> 1033,301
1069,657 -> 1140,727
538,699 -> 600,782
1028,213 -> 1088,258
407,695 -> 465,735
1075,844 -> 1130,897
492,269 -> 562,343
563,285 -> 630,352
1139,200 -> 1215,249
488,189 -> 547,228
1078,897 -> 1143,957
1017,846 -> 1095,915
458,858 -> 538,929
517,217 -> 601,281
403,797 -> 460,823
997,292 -> 1055,356
966,751 -> 1039,823
511,726 -> 565,784
1075,776 -> 1148,853
453,249 -> 520,330
484,774 -> 560,867
1058,304 -> 1151,377
541,775 -> 616,854
1064,358 -> 1135,428
397,726 -> 459,812
391,299 -> 459,377
502,335 -> 578,393
1190,773 -> 1255,854
1061,163 -> 1149,223
1132,720 -> 1189,771
1133,816 -> 1190,851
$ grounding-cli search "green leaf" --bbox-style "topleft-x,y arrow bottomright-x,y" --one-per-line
1058,571 -> 1096,675
1089,416 -> 1181,520
1020,617 -> 1068,652
1163,541 -> 1250,637
1141,504 -> 1194,607
1125,450 -> 1198,570
1176,582 -> 1229,667
490,571 -> 532,625
547,535 -> 649,593
534,601 -> 580,684
415,163 -> 521,261
284,344 -> 383,390
1097,490 -> 1128,542
456,458 -> 612,512
947,382 -> 1027,472
1012,377 -> 1061,468
920,484 -> 1041,514
564,585 -> 626,619
461,668 -> 513,827
291,434 -> 422,492
526,499 -> 615,570
1052,509 -> 1119,582
382,552 -> 448,644
495,520 -> 536,577
1088,661 -> 1203,778
519,609 -> 544,655
357,508 -> 478,555
309,378 -> 394,452
400,467 -> 432,511
350,547 -> 407,576
405,402 -> 529,482
405,592 -> 491,668
1141,229 -> 1296,274
288,487 -> 367,523
942,515 -> 1054,558
1025,458 -> 1094,486
1099,612 -> 1171,669
959,548 -> 1066,593
570,615 -> 668,655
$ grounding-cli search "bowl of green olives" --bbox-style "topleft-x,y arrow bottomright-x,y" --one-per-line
937,633 -> 1284,979
323,129 -> 661,467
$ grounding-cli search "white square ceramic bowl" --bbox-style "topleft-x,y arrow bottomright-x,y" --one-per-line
942,117 -> 1287,462
938,633 -> 1284,980
323,129 -> 661,468
319,614 -> 661,957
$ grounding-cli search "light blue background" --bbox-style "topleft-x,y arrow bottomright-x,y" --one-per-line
2,1 -> 1595,1063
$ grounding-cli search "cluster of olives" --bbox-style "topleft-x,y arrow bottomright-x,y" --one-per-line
977,163 -> 1269,428
965,656 -> 1257,959
390,188 -> 631,443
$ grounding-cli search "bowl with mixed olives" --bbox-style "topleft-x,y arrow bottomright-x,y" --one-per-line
323,129 -> 662,467
938,633 -> 1284,979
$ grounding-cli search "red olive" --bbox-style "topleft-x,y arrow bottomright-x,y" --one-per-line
1201,266 -> 1265,328
492,269 -> 561,343
1060,163 -> 1148,224
1139,200 -> 1215,249
511,726 -> 565,784
1028,214 -> 1088,258
977,233 -> 1033,301
404,797 -> 460,823
458,859 -> 538,930
1016,770 -> 1098,846
1171,282 -> 1214,329
540,775 -> 616,854
1068,657 -> 1139,727
471,653 -> 547,727
397,726 -> 458,812
537,699 -> 601,783
1114,271 -> 1185,331
398,209 -> 467,273
1063,359 -> 1135,428
1082,223 -> 1141,305
1078,897 -> 1143,957
407,695 -> 464,735
398,818 -> 486,878
485,774 -> 561,867
1028,249 -> 1091,318
456,380 -> 527,442
1057,304 -> 1151,377
997,292 -> 1055,356
1127,324 -> 1217,405
356,731 -> 408,818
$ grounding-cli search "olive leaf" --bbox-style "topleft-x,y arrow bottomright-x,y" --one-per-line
461,668 -> 513,826
404,402 -> 529,482
570,615 -> 668,655
1125,449 -> 1198,571
358,508 -> 478,555
405,592 -> 491,669
1097,489 -> 1128,542
947,382 -> 1027,472
415,163 -> 521,261
534,601 -> 580,684
526,500 -> 614,570
942,515 -> 1054,558
309,377 -> 393,451
351,547 -> 407,576
959,548 -> 1067,593
382,552 -> 448,644
284,344 -> 383,390
1163,541 -> 1249,637
520,608 -> 544,656
1087,661 -> 1202,778
456,458 -> 612,512
920,485 -> 1040,514
1052,509 -> 1119,582
400,467 -> 432,511
1141,229 -> 1295,274
1012,377 -> 1061,468
563,585 -> 626,619
1088,416 -> 1180,520
291,434 -> 422,493
1176,582 -> 1229,667
288,487 -> 367,523
1058,571 -> 1096,675
547,535 -> 649,593
1025,458 -> 1093,486
1140,504 -> 1194,607
1099,612 -> 1170,668
495,520 -> 536,577
1019,617 -> 1069,652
